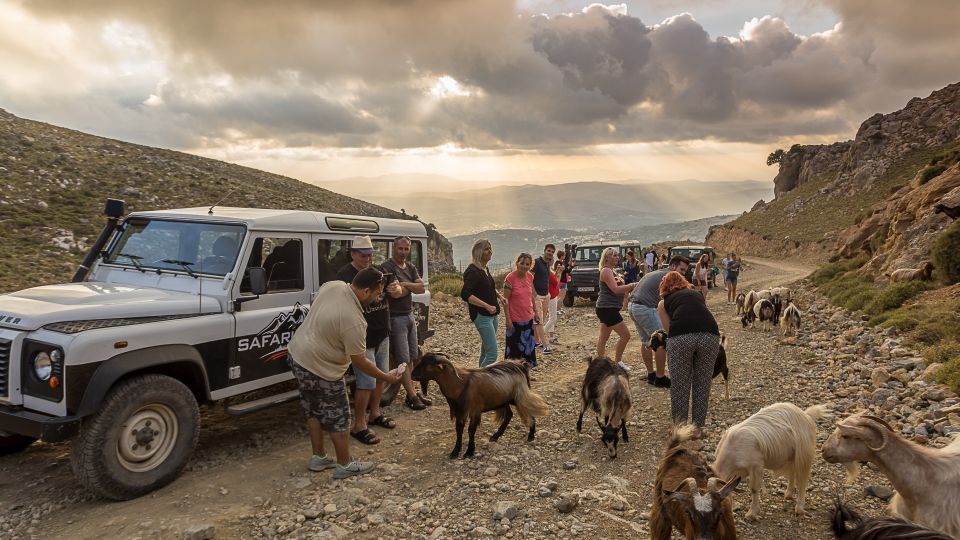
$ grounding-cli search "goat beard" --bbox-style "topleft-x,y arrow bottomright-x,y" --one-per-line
842,461 -> 860,484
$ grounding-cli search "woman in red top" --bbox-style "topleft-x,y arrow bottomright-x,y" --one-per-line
503,253 -> 538,367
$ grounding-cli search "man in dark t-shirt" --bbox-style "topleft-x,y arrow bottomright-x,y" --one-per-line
336,236 -> 402,444
532,244 -> 556,348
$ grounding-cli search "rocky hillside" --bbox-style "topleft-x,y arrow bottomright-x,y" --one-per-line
708,82 -> 960,265
0,109 -> 454,292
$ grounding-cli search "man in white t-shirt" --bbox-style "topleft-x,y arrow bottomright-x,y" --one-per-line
644,250 -> 655,273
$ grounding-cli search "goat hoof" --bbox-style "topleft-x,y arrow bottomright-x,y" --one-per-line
745,512 -> 760,521
489,435 -> 500,442
463,452 -> 475,459
448,451 -> 460,459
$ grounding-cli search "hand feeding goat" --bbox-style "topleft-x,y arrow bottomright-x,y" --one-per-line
411,353 -> 549,459
885,262 -> 934,283
781,302 -> 802,337
821,413 -> 960,538
576,356 -> 631,458
830,500 -> 953,540
712,402 -> 830,520
650,330 -> 730,399
742,298 -> 776,331
651,425 -> 741,540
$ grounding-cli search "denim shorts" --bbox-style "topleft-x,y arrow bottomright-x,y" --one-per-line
628,302 -> 663,345
355,336 -> 389,390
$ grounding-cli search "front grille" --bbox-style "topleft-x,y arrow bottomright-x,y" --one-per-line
0,338 -> 10,397
571,271 -> 598,288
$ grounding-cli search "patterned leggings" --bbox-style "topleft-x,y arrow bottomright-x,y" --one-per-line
666,332 -> 720,427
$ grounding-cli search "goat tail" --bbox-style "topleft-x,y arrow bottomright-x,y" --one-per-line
667,424 -> 696,448
513,383 -> 549,427
803,404 -> 832,422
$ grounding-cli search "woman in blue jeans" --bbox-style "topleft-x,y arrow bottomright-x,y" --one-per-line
460,239 -> 502,366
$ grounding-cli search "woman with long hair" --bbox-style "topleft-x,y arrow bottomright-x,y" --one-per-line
622,251 -> 640,284
459,239 -> 502,367
503,253 -> 538,366
554,249 -> 572,311
595,247 -> 637,370
693,253 -> 710,298
656,271 -> 720,437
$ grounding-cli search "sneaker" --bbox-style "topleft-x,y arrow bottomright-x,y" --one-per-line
646,372 -> 656,386
543,346 -> 553,353
617,360 -> 631,372
535,342 -> 544,349
333,461 -> 376,479
308,454 -> 336,472
654,375 -> 672,388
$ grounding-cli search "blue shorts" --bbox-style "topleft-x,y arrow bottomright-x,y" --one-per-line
355,336 -> 389,390
628,302 -> 663,345
726,274 -> 738,285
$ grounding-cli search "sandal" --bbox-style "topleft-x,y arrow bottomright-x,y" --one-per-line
405,396 -> 427,411
369,415 -> 396,429
350,428 -> 380,445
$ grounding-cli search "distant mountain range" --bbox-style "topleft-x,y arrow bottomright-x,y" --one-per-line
450,215 -> 737,269
358,179 -> 771,236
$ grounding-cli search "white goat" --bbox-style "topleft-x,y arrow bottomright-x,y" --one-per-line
712,402 -> 830,520
771,286 -> 792,303
822,414 -> 960,538
756,289 -> 773,301
781,303 -> 801,337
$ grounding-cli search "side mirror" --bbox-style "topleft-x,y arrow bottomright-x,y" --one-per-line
247,267 -> 267,296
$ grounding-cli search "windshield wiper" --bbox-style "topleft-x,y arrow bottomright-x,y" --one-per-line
116,253 -> 146,272
161,259 -> 198,278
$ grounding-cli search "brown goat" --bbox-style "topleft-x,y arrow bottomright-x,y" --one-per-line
885,262 -> 934,282
651,425 -> 741,540
576,356 -> 632,458
411,353 -> 549,459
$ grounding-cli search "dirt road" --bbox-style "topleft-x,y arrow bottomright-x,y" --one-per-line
1,257 -> 897,539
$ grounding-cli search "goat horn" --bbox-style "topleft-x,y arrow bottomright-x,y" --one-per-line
866,427 -> 888,452
685,478 -> 698,493
707,477 -> 720,492
861,414 -> 894,432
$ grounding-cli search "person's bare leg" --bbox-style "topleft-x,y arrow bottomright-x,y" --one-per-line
368,382 -> 383,422
596,325 -> 612,358
353,390 -> 370,433
307,418 -> 325,456
655,346 -> 667,377
401,367 -> 416,400
641,344 -> 654,374
329,431 -> 351,465
613,322 -> 630,362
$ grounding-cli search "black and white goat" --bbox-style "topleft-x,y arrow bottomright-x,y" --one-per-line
411,353 -> 549,459
742,298 -> 775,331
577,356 -> 631,458
781,302 -> 802,337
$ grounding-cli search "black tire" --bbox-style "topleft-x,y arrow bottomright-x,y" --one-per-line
70,374 -> 199,500
0,434 -> 37,455
562,292 -> 575,308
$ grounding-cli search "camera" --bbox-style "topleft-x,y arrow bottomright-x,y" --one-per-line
381,272 -> 396,284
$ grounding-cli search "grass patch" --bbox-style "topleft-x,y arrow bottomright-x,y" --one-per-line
863,281 -> 931,315
925,341 -> 960,393
428,273 -> 464,296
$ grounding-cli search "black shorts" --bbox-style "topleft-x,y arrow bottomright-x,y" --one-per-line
596,307 -> 624,327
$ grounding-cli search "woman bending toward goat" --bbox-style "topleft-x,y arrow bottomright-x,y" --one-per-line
459,239 -> 503,367
657,271 -> 720,436
503,253 -> 539,367
595,247 -> 637,371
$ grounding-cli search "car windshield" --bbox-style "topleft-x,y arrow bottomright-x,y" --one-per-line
575,246 -> 614,262
672,248 -> 703,261
104,218 -> 245,276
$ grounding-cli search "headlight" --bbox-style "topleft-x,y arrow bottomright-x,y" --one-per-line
33,351 -> 53,381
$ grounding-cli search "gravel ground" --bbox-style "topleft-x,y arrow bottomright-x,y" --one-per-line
1,256 -> 956,540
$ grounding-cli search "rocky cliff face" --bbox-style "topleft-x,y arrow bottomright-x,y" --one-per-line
709,81 -> 960,264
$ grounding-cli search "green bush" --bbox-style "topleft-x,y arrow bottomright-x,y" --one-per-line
810,256 -> 868,286
864,280 -> 930,315
428,273 -> 464,296
935,354 -> 960,393
919,164 -> 947,184
923,340 -> 960,365
931,220 -> 960,284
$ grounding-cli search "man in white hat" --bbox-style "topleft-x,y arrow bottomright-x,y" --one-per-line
336,236 -> 402,445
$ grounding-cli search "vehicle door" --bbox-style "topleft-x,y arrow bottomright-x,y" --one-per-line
231,233 -> 312,386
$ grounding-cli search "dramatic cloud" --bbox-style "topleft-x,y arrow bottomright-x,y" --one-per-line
1,0 -> 959,154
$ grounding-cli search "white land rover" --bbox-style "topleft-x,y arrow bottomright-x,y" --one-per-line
0,200 -> 433,499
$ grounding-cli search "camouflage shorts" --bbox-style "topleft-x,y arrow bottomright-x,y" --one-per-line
287,357 -> 351,432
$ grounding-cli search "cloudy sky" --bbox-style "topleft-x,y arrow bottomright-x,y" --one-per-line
1,0 -> 958,191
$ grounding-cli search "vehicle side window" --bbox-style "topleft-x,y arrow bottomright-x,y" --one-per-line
317,239 -> 351,285
241,237 -> 304,293
408,240 -> 424,276
372,239 -> 389,266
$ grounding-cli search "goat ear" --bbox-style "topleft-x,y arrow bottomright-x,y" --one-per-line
717,476 -> 741,499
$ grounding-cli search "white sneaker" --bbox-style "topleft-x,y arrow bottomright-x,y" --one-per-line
617,360 -> 632,372
333,461 -> 376,479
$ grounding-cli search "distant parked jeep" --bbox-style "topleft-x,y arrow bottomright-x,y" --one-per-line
564,241 -> 643,307
667,245 -> 718,287
0,199 -> 433,499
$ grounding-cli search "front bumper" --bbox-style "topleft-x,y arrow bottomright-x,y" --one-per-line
0,403 -> 81,442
